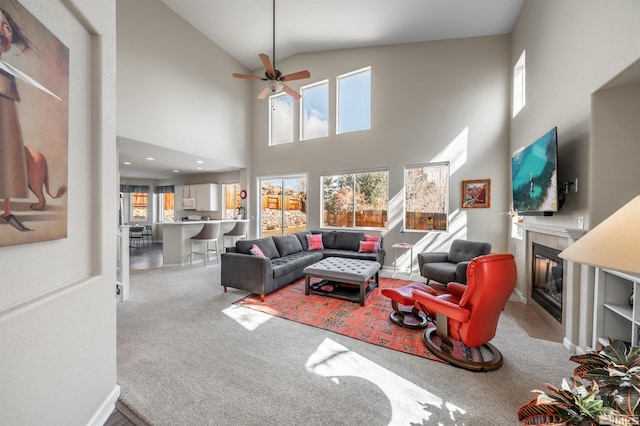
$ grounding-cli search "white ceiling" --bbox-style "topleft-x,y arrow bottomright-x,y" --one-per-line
119,0 -> 525,180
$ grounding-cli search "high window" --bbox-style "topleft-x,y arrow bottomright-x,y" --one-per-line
300,80 -> 329,141
404,163 -> 449,232
513,50 -> 526,117
259,175 -> 307,237
270,93 -> 294,145
337,67 -> 371,134
321,169 -> 388,229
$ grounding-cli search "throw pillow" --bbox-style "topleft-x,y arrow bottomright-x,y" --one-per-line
364,235 -> 382,251
250,244 -> 266,257
307,234 -> 324,251
359,241 -> 379,253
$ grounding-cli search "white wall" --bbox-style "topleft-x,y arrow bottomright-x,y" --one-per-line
116,0 -> 252,171
0,0 -> 117,425
249,36 -> 512,262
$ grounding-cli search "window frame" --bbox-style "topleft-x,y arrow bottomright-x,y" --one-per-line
258,174 -> 308,238
403,162 -> 450,232
336,66 -> 372,135
269,92 -> 295,146
320,168 -> 389,230
300,79 -> 329,141
130,192 -> 149,222
513,50 -> 526,117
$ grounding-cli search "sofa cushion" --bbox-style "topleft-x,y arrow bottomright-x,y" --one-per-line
271,251 -> 322,278
236,237 -> 280,259
294,231 -> 311,251
334,231 -> 365,251
273,234 -> 303,257
322,249 -> 384,263
307,234 -> 324,251
312,230 -> 337,249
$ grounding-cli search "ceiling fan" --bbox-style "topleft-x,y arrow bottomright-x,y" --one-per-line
232,0 -> 310,100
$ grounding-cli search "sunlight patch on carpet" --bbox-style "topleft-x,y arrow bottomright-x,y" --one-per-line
222,305 -> 273,331
306,337 -> 467,425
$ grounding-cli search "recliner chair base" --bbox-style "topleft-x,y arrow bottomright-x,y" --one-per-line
423,327 -> 504,372
389,302 -> 429,329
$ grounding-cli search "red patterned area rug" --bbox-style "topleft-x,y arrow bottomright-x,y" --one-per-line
234,276 -> 481,363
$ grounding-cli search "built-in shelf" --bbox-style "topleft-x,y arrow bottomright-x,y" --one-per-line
593,267 -> 640,349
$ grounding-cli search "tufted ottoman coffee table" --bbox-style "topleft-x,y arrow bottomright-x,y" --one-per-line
303,257 -> 381,306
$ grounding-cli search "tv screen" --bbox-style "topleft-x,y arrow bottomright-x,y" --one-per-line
511,127 -> 558,215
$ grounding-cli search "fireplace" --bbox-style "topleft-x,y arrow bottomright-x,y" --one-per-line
531,243 -> 563,323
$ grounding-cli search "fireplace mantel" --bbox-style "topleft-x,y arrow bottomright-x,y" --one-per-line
517,223 -> 587,242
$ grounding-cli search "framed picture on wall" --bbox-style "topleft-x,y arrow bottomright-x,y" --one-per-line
462,179 -> 490,208
0,0 -> 69,246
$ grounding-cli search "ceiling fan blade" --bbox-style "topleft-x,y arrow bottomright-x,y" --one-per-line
259,54 -> 276,79
232,73 -> 264,81
257,86 -> 271,100
282,83 -> 301,100
280,70 -> 311,82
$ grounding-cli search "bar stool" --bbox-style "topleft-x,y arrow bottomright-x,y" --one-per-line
223,221 -> 248,249
190,222 -> 221,266
142,225 -> 153,246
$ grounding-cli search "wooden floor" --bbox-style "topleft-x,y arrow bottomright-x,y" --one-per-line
129,242 -> 163,270
104,401 -> 149,426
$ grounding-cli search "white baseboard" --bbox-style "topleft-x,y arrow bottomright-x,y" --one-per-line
86,384 -> 121,426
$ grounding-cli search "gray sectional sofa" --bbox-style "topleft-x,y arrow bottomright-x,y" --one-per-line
221,230 -> 385,301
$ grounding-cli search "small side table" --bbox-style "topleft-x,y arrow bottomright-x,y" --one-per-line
392,243 -> 414,277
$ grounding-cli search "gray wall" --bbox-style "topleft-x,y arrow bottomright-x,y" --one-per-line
116,0 -> 252,171
510,0 -> 640,294
249,36 -> 512,263
0,0 -> 117,424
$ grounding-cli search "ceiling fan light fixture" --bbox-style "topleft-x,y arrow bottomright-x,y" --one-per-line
268,80 -> 283,93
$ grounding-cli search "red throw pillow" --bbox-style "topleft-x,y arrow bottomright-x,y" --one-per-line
359,241 -> 379,253
250,244 -> 266,257
307,234 -> 324,251
364,235 -> 381,251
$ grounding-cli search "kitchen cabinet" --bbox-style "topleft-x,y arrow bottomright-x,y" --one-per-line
592,267 -> 640,349
196,183 -> 218,211
183,185 -> 197,198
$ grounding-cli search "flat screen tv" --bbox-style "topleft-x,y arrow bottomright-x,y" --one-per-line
511,127 -> 559,216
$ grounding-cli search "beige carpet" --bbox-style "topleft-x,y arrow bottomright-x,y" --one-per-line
117,264 -> 576,425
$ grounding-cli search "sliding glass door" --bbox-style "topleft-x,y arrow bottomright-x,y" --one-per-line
259,175 -> 307,237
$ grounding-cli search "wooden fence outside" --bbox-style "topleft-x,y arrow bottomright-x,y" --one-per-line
261,195 -> 304,212
405,212 -> 447,231
323,210 -> 387,228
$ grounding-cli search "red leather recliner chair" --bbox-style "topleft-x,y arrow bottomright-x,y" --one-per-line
412,253 -> 517,371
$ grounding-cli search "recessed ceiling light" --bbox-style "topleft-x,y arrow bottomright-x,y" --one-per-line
146,157 -> 154,161
123,161 -> 131,165
196,160 -> 204,164
196,167 -> 203,170
173,170 -> 180,173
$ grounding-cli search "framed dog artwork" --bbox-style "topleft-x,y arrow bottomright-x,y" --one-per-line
0,0 -> 69,247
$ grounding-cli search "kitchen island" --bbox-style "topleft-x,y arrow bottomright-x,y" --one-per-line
159,220 -> 249,266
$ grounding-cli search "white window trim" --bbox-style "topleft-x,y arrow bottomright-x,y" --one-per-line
300,79 -> 329,142
513,50 -> 526,117
336,66 -> 372,135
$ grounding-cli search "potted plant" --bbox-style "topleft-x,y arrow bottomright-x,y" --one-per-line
518,339 -> 640,425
